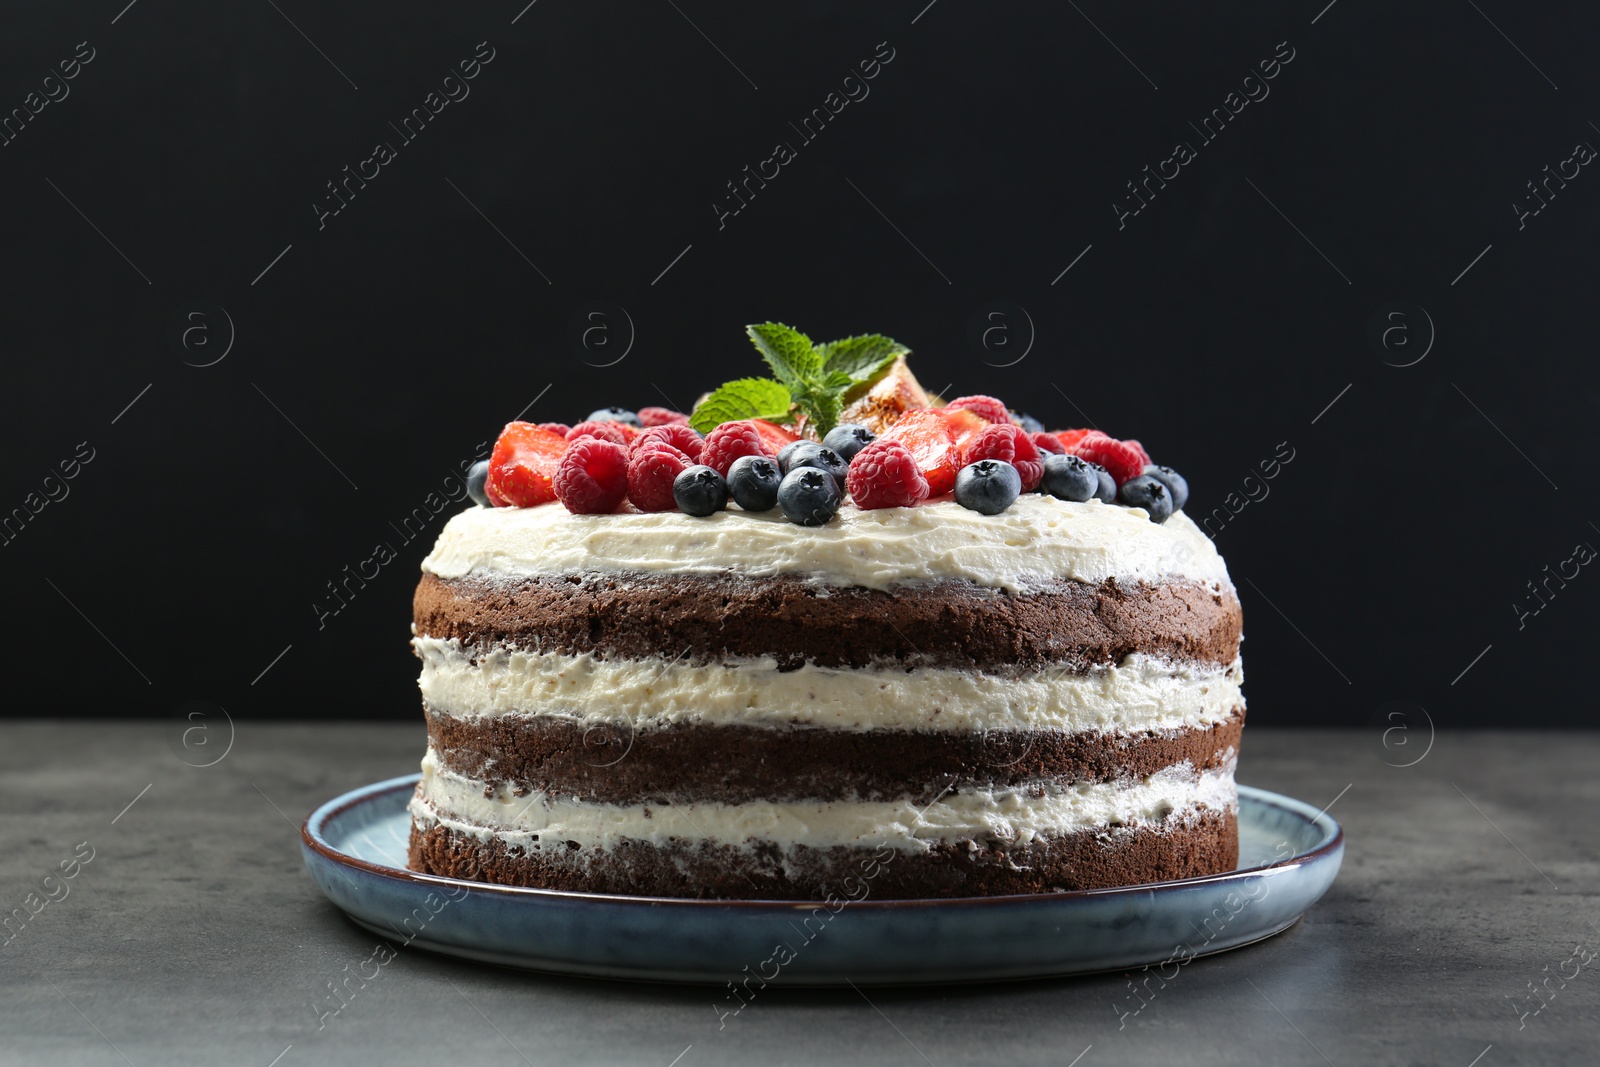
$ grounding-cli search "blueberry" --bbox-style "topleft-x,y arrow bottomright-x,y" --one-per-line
955,460 -> 1022,515
777,467 -> 842,526
1087,462 -> 1116,504
672,465 -> 729,516
727,455 -> 782,512
1041,453 -> 1099,502
1013,411 -> 1045,434
781,441 -> 848,482
466,459 -> 492,507
776,440 -> 807,471
1142,464 -> 1189,512
1118,474 -> 1174,523
586,406 -> 642,427
822,423 -> 875,462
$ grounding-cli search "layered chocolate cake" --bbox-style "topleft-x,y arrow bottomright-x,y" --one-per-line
407,322 -> 1244,899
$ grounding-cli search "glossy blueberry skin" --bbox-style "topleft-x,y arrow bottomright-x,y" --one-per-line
954,459 -> 1022,515
1118,474 -> 1174,523
466,459 -> 492,507
782,442 -> 848,482
776,440 -> 807,471
1142,464 -> 1189,512
672,465 -> 729,516
822,423 -> 876,462
586,406 -> 642,427
726,455 -> 782,512
1041,453 -> 1099,502
1013,412 -> 1045,434
777,467 -> 842,526
1088,462 -> 1117,504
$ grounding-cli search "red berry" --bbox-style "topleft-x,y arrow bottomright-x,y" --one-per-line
1069,431 -> 1146,487
1124,438 -> 1152,466
963,423 -> 1044,492
879,409 -> 960,496
566,420 -> 630,446
1030,431 -> 1065,455
1053,428 -> 1093,450
553,438 -> 629,513
633,423 -> 704,463
538,422 -> 572,437
701,420 -> 773,476
939,407 -> 989,454
848,440 -> 931,509
749,419 -> 800,455
626,444 -> 691,512
946,395 -> 1011,424
486,421 -> 569,508
638,406 -> 689,427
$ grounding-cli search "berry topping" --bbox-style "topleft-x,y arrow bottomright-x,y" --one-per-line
1118,474 -> 1174,523
638,406 -> 690,427
749,418 -> 801,456
778,467 -> 843,526
879,409 -> 961,496
701,420 -> 773,476
846,439 -> 930,509
625,444 -> 692,512
1142,464 -> 1189,512
1041,453 -> 1100,502
939,407 -> 990,454
961,423 -> 1043,493
1089,462 -> 1116,503
1068,430 -> 1146,487
945,395 -> 1011,424
1030,431 -> 1066,455
822,422 -> 875,462
486,421 -> 569,508
955,459 -> 1022,515
537,422 -> 572,437
465,459 -> 491,507
726,455 -> 782,512
1125,439 -> 1152,466
1053,428 -> 1093,450
781,442 -> 848,482
633,423 -> 704,463
776,439 -> 806,471
566,420 -> 630,446
1013,412 -> 1046,434
586,406 -> 642,427
672,464 -> 730,516
553,437 -> 629,514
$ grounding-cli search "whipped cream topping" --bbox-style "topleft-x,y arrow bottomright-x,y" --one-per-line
411,748 -> 1238,852
421,496 -> 1232,593
415,637 -> 1244,734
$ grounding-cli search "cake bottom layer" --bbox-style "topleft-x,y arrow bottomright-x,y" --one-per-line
407,808 -> 1238,900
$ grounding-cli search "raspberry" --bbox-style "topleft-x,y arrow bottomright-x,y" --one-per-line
946,395 -> 1011,424
847,439 -> 930,509
638,406 -> 689,427
485,421 -> 569,508
963,423 -> 1044,492
1124,438 -> 1152,466
1069,431 -> 1145,487
553,437 -> 629,513
701,420 -> 773,476
749,419 -> 800,456
633,423 -> 704,462
1030,431 -> 1065,455
566,420 -> 629,446
880,409 -> 960,496
538,422 -> 572,437
626,444 -> 691,512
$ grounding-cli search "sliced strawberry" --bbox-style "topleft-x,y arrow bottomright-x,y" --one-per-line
1069,431 -> 1146,487
749,419 -> 800,455
1052,428 -> 1094,451
486,421 -> 569,508
880,409 -> 960,496
940,407 -> 989,455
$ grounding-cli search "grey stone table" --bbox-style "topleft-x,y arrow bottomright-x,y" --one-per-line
1,724 -> 1596,1066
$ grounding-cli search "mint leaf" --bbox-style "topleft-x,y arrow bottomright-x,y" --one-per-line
689,377 -> 792,433
817,334 -> 908,384
747,322 -> 819,385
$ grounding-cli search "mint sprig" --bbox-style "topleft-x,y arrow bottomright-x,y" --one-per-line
690,322 -> 909,436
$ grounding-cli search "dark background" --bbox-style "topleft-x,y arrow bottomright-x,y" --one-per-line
1,1 -> 1592,727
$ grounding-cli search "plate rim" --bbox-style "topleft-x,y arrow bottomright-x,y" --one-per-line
302,774 -> 1344,910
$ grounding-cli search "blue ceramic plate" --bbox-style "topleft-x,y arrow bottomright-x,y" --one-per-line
301,775 -> 1342,985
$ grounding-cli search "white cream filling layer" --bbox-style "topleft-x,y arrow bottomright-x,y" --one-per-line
410,748 -> 1238,852
421,496 -> 1232,593
415,637 -> 1244,734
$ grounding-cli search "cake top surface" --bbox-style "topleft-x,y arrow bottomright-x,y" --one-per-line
421,494 -> 1231,592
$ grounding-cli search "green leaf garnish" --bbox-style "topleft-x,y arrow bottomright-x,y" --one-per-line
689,322 -> 910,437
688,377 -> 793,434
